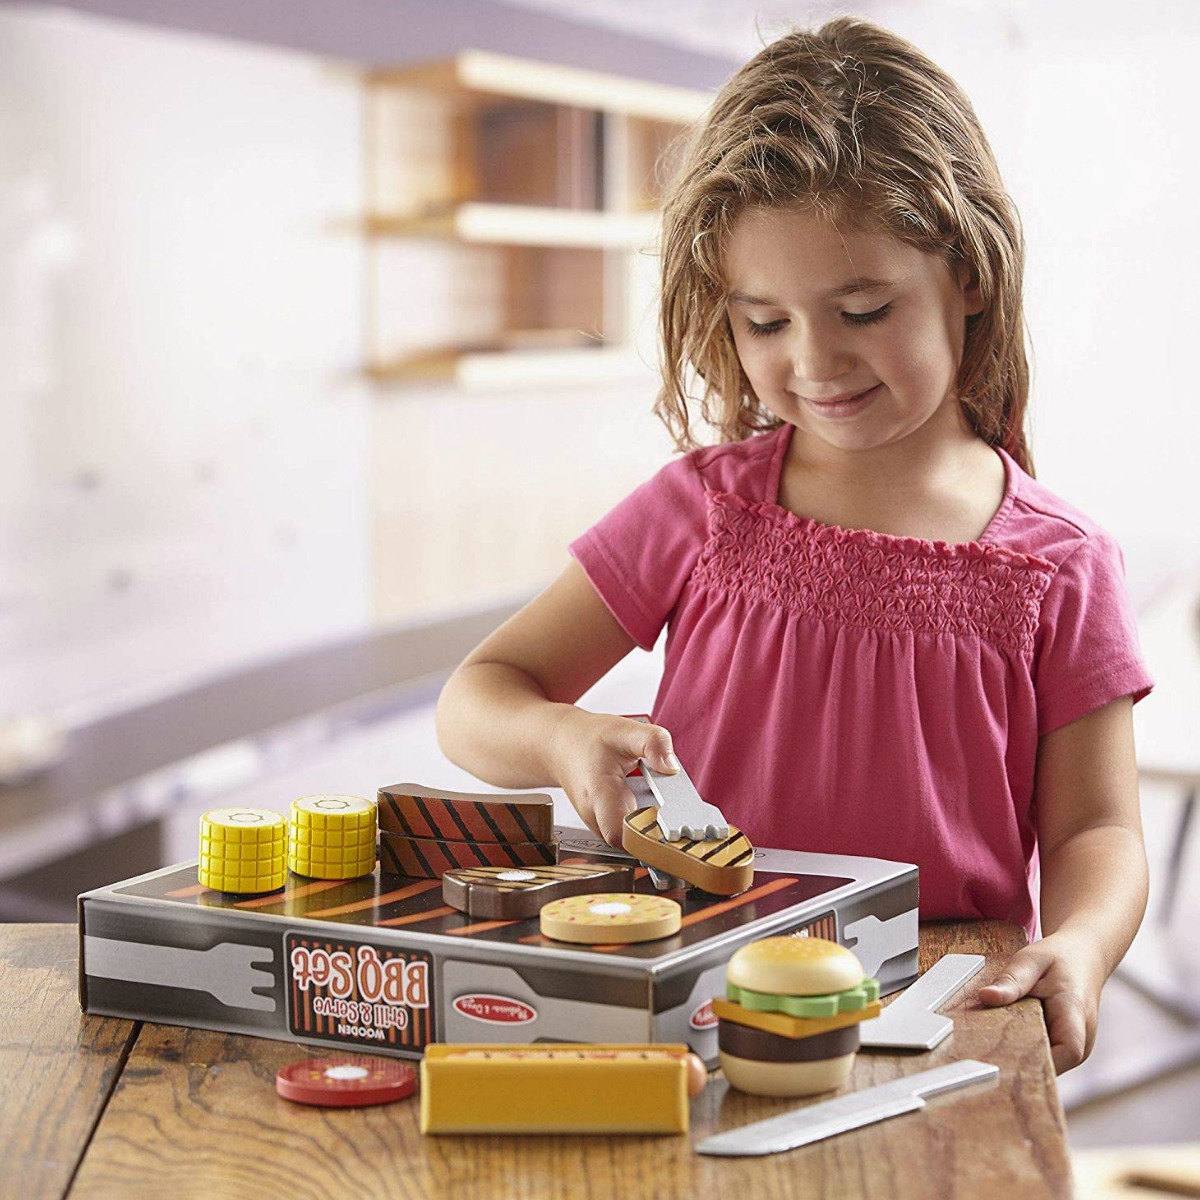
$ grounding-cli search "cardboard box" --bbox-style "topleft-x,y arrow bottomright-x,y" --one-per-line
79,827 -> 918,1065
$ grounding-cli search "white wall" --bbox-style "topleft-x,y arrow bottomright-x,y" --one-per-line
8,0 -> 1194,731
868,0 -> 1200,603
0,5 -> 681,725
0,7 -> 370,723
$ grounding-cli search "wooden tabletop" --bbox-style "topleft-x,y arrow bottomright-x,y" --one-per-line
2,920 -> 1071,1200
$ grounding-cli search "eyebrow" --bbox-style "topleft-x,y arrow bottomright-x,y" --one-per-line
727,278 -> 895,305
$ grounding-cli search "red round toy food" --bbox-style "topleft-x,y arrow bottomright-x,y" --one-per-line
275,1055 -> 417,1108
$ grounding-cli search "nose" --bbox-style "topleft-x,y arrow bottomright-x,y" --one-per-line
786,319 -> 855,387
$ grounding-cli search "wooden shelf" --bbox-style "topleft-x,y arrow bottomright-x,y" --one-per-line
366,49 -> 710,124
359,51 -> 707,389
363,203 -> 658,249
367,346 -> 648,389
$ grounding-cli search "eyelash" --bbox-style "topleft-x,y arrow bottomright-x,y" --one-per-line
745,303 -> 893,338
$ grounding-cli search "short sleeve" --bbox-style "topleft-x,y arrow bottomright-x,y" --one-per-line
1033,531 -> 1154,735
568,454 -> 709,650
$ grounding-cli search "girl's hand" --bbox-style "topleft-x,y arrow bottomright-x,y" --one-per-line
977,930 -> 1106,1074
547,709 -> 680,847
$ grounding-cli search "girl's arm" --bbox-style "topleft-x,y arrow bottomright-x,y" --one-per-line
978,695 -> 1148,1073
435,558 -> 680,845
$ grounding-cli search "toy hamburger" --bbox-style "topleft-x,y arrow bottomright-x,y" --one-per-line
714,936 -> 881,1097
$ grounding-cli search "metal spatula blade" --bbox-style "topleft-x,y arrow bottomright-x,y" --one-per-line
859,954 -> 985,1050
638,758 -> 729,841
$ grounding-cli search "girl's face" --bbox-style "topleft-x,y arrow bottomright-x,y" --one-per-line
724,204 -> 984,458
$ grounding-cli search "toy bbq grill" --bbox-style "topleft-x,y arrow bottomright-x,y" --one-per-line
79,829 -> 918,1066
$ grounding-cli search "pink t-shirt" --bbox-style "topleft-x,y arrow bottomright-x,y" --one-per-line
569,424 -> 1153,938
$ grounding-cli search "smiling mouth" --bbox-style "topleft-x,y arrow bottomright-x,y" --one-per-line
804,385 -> 879,406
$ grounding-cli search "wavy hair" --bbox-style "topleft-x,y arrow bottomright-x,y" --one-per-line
655,16 -> 1033,474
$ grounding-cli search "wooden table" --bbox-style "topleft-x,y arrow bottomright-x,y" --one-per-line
2,921 -> 1071,1199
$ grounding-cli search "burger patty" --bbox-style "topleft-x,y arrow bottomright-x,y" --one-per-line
718,1017 -> 861,1063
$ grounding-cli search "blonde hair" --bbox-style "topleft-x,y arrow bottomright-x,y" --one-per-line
655,16 -> 1034,475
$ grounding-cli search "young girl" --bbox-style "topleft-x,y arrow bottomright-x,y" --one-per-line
435,17 -> 1153,1075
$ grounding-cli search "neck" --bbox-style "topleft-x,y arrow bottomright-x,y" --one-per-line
786,399 -> 984,496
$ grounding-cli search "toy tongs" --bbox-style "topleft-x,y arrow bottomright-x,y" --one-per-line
636,756 -> 731,892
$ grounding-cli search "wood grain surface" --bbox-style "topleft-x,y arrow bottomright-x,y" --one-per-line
8,920 -> 1072,1200
0,924 -> 137,1200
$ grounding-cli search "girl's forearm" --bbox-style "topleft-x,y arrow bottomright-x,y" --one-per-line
1038,822 -> 1149,977
435,661 -> 577,790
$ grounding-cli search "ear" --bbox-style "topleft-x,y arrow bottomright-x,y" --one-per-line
957,260 -> 985,317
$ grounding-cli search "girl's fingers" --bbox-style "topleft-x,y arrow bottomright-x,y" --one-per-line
976,943 -> 1096,1074
594,783 -> 637,848
625,721 -> 680,774
1042,990 -> 1090,1073
564,774 -> 636,848
977,948 -> 1048,1005
562,717 -> 681,845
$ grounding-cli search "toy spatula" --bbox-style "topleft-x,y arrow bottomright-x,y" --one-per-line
858,953 -> 985,1050
624,714 -> 728,841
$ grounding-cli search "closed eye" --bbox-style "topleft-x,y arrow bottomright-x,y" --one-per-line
844,303 -> 892,327
745,319 -> 786,338
744,303 -> 893,338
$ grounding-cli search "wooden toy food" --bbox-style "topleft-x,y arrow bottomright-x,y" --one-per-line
420,1044 -> 705,1134
538,892 -> 682,944
377,783 -> 554,844
276,1055 -> 417,1108
198,807 -> 287,895
442,862 -> 636,919
716,936 -> 879,1097
621,806 -> 754,895
288,794 -> 377,880
379,829 -> 557,879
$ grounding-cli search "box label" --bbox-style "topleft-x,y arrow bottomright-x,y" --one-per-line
285,932 -> 433,1051
689,998 -> 717,1030
452,993 -> 538,1026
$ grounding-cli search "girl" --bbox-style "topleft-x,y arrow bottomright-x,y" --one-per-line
435,17 -> 1153,1074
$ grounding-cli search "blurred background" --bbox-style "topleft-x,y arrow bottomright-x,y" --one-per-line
1,0 -> 1197,1188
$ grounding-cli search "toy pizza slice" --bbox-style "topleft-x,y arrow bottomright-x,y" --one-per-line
442,862 -> 636,919
621,806 -> 754,896
377,783 -> 553,844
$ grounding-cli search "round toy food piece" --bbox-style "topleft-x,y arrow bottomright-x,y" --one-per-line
198,807 -> 287,894
288,794 -> 377,880
726,936 -> 864,997
539,893 -> 682,944
276,1055 -> 417,1107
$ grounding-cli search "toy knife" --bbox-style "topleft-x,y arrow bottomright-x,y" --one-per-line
695,1060 -> 999,1156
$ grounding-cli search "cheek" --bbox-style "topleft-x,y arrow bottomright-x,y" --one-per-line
883,313 -> 960,385
733,335 -> 783,383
